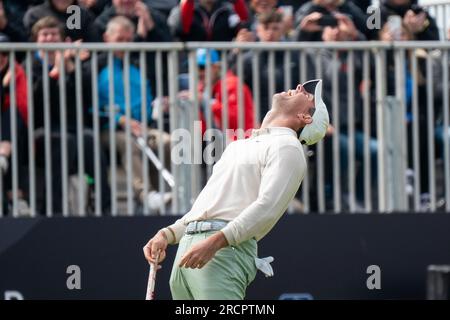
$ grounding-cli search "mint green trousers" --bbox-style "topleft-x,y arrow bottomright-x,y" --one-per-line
169,230 -> 258,300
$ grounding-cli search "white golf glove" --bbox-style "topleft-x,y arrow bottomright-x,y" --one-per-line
255,256 -> 275,277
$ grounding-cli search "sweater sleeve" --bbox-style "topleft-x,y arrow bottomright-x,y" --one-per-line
161,217 -> 187,244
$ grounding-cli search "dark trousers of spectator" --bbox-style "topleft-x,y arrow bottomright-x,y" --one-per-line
318,131 -> 378,211
435,126 -> 450,157
1,109 -> 29,215
35,130 -> 111,215
339,131 -> 378,204
407,119 -> 431,198
100,129 -> 171,203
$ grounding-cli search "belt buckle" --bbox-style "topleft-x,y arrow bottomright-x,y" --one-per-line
186,221 -> 196,234
200,222 -> 212,232
192,221 -> 198,234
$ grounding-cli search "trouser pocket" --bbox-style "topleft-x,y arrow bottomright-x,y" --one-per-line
229,238 -> 258,286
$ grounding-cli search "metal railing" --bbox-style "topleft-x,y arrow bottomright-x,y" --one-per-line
0,41 -> 449,217
420,0 -> 450,40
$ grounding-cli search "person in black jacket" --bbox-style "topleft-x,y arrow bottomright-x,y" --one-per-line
167,0 -> 246,42
243,0 -> 278,32
30,16 -> 110,215
143,0 -> 178,20
348,0 -> 371,13
3,0 -> 44,25
0,0 -> 30,42
237,10 -> 300,123
78,0 -> 111,17
294,0 -> 369,41
95,0 -> 171,41
379,0 -> 440,41
378,20 -> 441,208
24,0 -> 101,42
306,16 -> 377,210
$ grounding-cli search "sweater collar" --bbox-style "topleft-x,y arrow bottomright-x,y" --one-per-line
251,127 -> 297,138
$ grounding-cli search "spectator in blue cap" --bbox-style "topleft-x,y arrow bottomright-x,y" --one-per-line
195,48 -> 255,134
196,48 -> 220,66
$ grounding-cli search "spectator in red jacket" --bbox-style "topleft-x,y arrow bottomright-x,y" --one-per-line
168,0 -> 249,41
197,48 -> 254,133
0,59 -> 27,126
0,35 -> 30,215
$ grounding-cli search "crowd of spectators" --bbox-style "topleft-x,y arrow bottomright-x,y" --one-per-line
0,0 -> 448,215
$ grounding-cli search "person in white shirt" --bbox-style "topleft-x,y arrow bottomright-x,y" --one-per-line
143,79 -> 329,299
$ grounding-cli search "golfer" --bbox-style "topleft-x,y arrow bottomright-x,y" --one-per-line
143,80 -> 329,299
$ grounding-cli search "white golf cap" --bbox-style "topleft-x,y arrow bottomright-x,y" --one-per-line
299,79 -> 330,145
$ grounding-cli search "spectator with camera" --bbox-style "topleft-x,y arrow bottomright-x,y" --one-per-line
242,0 -> 277,33
294,0 -> 368,42
378,19 -> 444,209
240,0 -> 300,39
236,10 -> 300,123
311,13 -> 376,209
379,0 -> 440,41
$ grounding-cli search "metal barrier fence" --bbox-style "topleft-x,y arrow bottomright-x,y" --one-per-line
421,0 -> 450,40
0,41 -> 449,217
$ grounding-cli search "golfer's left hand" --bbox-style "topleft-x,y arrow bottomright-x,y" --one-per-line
179,231 -> 228,269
